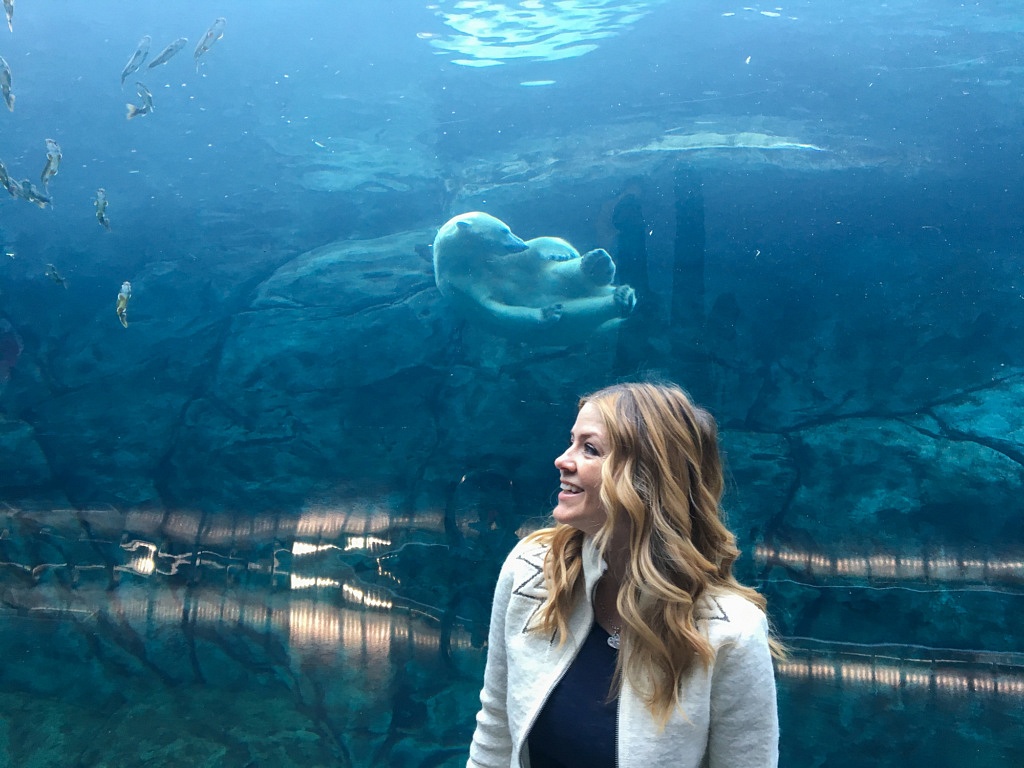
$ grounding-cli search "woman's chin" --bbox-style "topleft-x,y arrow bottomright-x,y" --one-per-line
551,504 -> 576,527
551,504 -> 603,535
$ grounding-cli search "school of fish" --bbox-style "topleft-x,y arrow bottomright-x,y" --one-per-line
1,14 -> 227,326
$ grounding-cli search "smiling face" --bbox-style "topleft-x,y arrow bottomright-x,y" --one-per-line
552,402 -> 609,535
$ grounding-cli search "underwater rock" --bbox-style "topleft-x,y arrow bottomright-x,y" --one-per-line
747,409 -> 1024,653
0,418 -> 55,491
780,415 -> 1023,548
0,254 -> 270,508
717,430 -> 797,564
0,318 -> 21,388
931,373 -> 1024,459
0,682 -> 340,768
161,229 -> 448,511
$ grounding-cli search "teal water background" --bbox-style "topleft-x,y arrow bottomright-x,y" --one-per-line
1,1 -> 1022,765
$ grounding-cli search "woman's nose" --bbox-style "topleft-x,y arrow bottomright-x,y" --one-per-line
554,451 -> 573,471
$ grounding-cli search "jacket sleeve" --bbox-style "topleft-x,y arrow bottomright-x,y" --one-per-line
706,610 -> 780,768
467,551 -> 518,768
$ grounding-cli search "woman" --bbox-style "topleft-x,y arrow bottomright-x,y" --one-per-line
467,382 -> 781,768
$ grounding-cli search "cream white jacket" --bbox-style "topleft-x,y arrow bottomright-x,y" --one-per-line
467,536 -> 779,768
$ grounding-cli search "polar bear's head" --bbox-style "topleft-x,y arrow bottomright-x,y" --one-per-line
434,212 -> 529,262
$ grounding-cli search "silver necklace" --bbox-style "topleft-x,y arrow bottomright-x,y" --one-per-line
595,583 -> 621,650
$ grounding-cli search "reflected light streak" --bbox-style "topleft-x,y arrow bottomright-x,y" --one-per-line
128,555 -> 155,576
756,545 -> 1024,584
291,541 -> 342,556
776,651 -> 1024,698
295,505 -> 445,538
165,511 -> 201,539
26,583 -> 479,658
290,600 -> 342,647
116,539 -> 244,578
344,535 -> 391,552
344,609 -> 391,655
5,505 -> 446,565
290,574 -> 341,590
342,582 -> 393,610
0,505 -> 482,662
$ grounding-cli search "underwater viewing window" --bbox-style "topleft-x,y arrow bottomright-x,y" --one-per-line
0,0 -> 1022,765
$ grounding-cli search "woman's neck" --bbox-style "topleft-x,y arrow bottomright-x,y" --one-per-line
601,526 -> 630,588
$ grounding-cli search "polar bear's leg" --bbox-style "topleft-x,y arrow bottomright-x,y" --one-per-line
456,283 -> 635,338
540,286 -> 636,334
468,289 -> 559,329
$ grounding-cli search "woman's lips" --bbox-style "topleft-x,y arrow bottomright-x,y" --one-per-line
558,481 -> 583,499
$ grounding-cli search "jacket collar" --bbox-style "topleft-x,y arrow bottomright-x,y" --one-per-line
581,534 -> 607,599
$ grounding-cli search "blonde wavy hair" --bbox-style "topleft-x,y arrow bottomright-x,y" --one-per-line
526,381 -> 781,724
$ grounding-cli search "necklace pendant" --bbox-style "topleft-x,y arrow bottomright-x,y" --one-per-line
607,631 -> 620,650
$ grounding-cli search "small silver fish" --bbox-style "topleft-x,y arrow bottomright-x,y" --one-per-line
126,82 -> 154,120
148,37 -> 187,69
40,138 -> 61,189
116,281 -> 131,328
44,263 -> 68,289
121,35 -> 151,86
0,55 -> 13,111
3,0 -> 12,33
95,188 -> 111,231
16,178 -> 49,208
193,17 -> 225,72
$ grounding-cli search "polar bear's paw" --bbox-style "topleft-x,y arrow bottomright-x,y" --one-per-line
581,248 -> 616,286
614,285 -> 636,317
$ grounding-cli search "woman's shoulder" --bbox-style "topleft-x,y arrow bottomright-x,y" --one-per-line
490,535 -> 552,614
499,534 -> 550,575
697,589 -> 769,641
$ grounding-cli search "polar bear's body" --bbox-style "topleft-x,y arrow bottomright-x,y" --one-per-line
432,211 -> 635,342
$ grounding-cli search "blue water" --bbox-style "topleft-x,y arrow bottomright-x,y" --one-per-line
1,1 -> 1022,765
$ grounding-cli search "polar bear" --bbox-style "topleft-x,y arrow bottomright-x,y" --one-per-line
432,211 -> 636,342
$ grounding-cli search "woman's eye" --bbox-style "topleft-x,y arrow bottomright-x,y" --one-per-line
584,443 -> 599,456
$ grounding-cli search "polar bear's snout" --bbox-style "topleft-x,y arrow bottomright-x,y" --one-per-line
504,235 -> 529,253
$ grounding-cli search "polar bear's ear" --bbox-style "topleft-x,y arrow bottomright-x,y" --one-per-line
456,220 -> 472,231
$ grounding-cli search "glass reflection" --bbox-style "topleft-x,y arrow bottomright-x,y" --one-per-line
776,644 -> 1024,698
0,502 -> 479,661
756,543 -> 1024,585
0,503 -> 1021,765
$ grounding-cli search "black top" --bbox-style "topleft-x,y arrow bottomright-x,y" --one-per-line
528,622 -> 619,768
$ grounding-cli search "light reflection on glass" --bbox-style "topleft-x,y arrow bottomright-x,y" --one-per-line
344,535 -> 391,552
776,646 -> 1024,698
128,555 -> 155,575
0,504 -> 482,665
290,574 -> 342,590
4,504 -> 1021,701
755,544 -> 1024,585
291,541 -> 340,556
